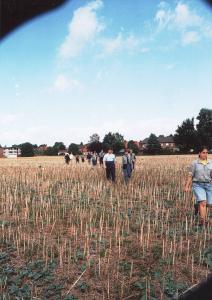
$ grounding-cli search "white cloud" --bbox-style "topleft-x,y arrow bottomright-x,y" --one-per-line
181,31 -> 200,45
174,3 -> 201,29
155,2 -> 202,31
59,0 -> 104,59
154,2 -> 212,47
100,32 -> 140,56
53,74 -> 82,92
155,8 -> 172,30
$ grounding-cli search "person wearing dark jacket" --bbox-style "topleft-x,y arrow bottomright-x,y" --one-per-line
122,149 -> 132,184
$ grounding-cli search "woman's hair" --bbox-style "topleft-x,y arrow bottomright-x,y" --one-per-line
198,146 -> 208,157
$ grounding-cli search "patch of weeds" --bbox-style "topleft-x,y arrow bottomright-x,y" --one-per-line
43,282 -> 64,298
202,247 -> 212,269
77,281 -> 90,293
1,255 -> 58,298
79,262 -> 87,272
74,249 -> 84,262
151,244 -> 162,261
133,280 -> 156,299
64,295 -> 78,300
181,266 -> 190,277
119,260 -> 131,273
161,273 -> 188,299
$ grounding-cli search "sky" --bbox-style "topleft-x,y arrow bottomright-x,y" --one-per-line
0,0 -> 212,146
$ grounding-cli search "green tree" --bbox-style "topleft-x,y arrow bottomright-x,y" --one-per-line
68,143 -> 80,155
20,142 -> 34,157
89,133 -> 100,143
127,140 -> 140,154
103,132 -> 125,154
146,134 -> 161,155
174,118 -> 197,153
34,144 -> 47,156
196,108 -> 212,149
88,141 -> 102,153
44,147 -> 57,156
53,142 -> 66,151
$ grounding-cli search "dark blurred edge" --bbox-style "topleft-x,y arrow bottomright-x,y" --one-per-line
0,0 -> 68,40
178,273 -> 212,300
0,0 -> 211,40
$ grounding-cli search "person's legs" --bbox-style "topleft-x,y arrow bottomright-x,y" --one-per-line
192,183 -> 207,225
106,166 -> 110,180
111,164 -> 115,182
199,200 -> 207,224
123,169 -> 128,184
205,183 -> 212,220
127,164 -> 132,178
205,183 -> 212,205
194,202 -> 199,216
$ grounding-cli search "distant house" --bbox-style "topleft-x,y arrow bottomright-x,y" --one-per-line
142,135 -> 176,150
1,147 -> 21,158
37,144 -> 48,152
58,149 -> 67,156
158,135 -> 176,149
80,145 -> 88,153
124,140 -> 142,150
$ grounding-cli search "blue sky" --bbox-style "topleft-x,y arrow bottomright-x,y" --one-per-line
0,0 -> 212,146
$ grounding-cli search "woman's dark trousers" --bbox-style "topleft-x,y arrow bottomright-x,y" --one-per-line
106,162 -> 115,182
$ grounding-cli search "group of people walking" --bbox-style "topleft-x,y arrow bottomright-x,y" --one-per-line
64,145 -> 212,227
103,148 -> 136,183
64,148 -> 136,184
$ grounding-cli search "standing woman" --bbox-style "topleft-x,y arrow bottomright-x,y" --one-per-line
184,146 -> 212,226
64,153 -> 70,165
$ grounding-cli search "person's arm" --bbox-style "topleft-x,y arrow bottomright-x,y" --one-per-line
184,175 -> 192,192
184,162 -> 195,192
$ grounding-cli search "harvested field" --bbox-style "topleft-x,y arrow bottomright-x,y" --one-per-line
0,155 -> 211,299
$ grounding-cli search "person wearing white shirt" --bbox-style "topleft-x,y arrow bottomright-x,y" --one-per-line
69,153 -> 74,161
103,148 -> 116,182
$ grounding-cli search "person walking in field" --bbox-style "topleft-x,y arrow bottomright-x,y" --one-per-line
91,152 -> 98,167
103,148 -> 116,182
130,149 -> 136,170
87,152 -> 92,164
69,153 -> 74,162
99,150 -> 105,166
81,154 -> 85,163
64,153 -> 70,165
122,149 -> 132,184
184,146 -> 212,226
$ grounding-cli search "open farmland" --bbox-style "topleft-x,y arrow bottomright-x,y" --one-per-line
0,155 -> 211,299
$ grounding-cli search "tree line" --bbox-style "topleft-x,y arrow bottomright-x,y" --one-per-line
1,108 -> 211,157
